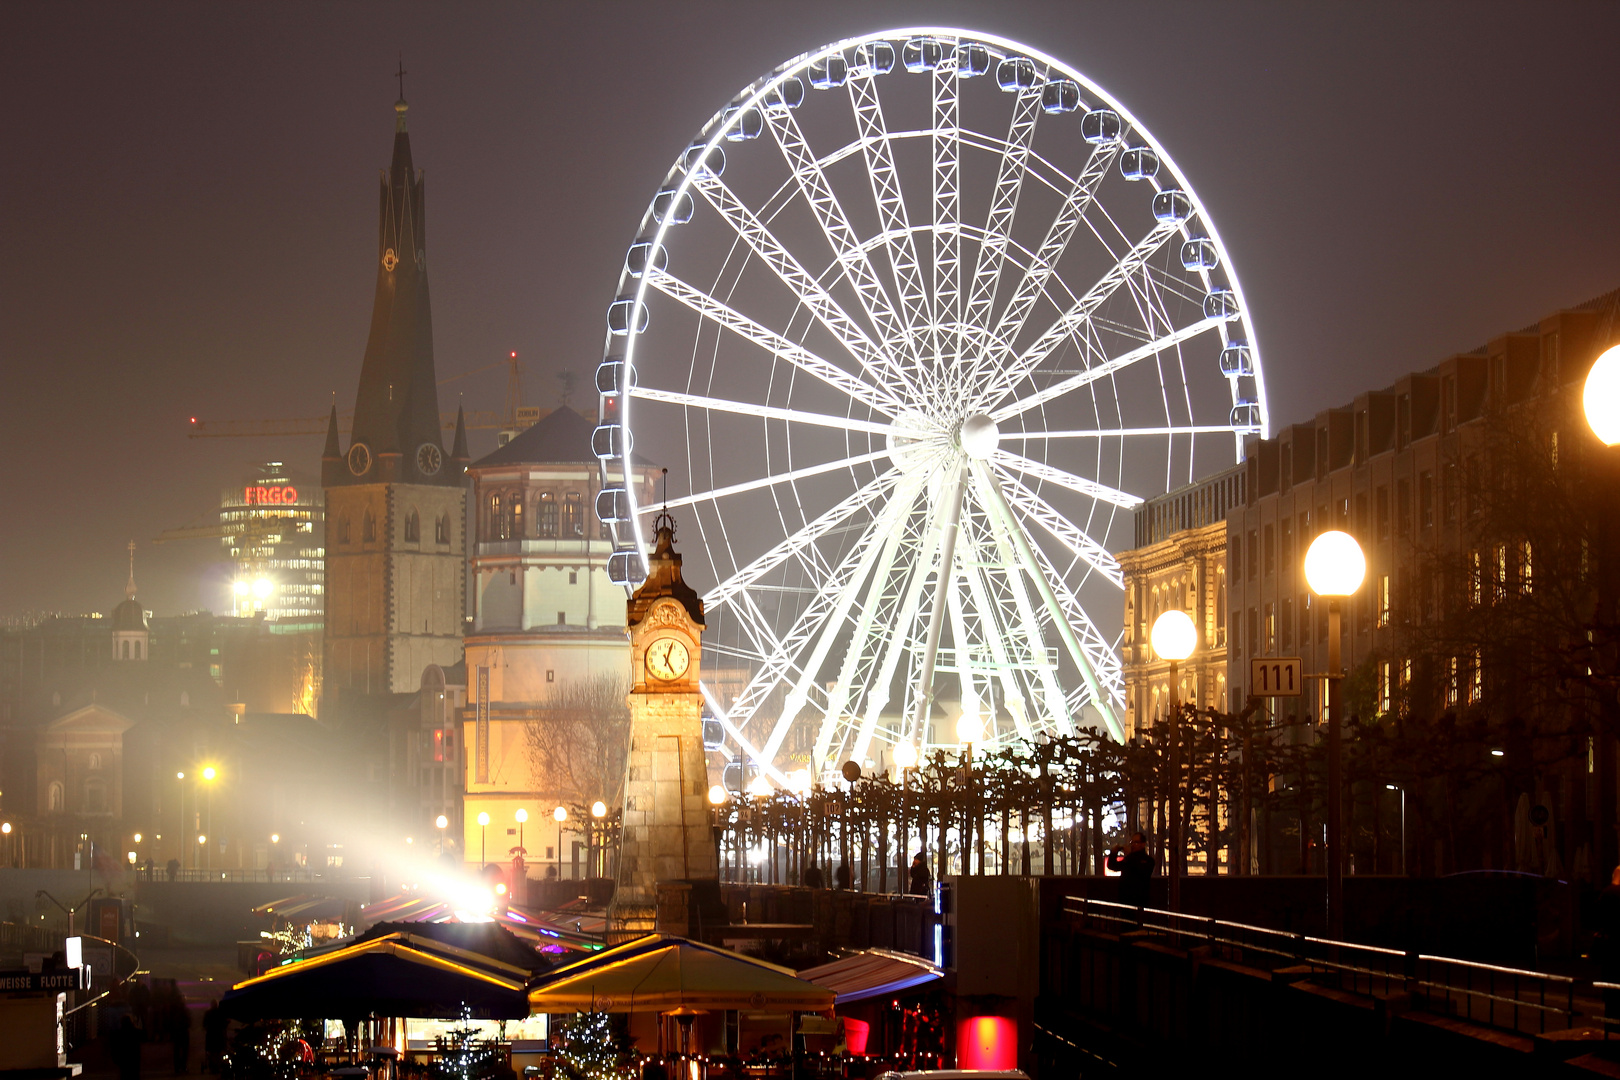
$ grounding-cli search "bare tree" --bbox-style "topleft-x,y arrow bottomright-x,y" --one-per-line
524,673 -> 632,807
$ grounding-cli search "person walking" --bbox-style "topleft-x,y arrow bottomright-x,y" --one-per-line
907,852 -> 932,896
801,861 -> 823,889
833,860 -> 852,891
1106,833 -> 1154,908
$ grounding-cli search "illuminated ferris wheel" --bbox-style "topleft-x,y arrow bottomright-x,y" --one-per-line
593,28 -> 1269,784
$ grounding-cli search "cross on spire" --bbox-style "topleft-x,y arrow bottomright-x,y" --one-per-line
395,55 -> 407,100
126,540 -> 137,600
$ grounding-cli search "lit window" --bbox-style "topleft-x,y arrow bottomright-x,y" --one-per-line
405,509 -> 421,543
538,493 -> 558,538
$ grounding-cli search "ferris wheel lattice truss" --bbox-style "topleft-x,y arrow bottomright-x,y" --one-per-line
591,28 -> 1270,787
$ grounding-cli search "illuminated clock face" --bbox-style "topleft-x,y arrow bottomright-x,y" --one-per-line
646,637 -> 691,682
417,443 -> 442,476
347,443 -> 372,476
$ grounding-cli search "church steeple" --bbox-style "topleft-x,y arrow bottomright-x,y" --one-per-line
334,87 -> 449,487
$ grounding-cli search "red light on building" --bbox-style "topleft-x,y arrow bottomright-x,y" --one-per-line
957,1016 -> 1016,1071
842,1018 -> 870,1055
244,485 -> 299,505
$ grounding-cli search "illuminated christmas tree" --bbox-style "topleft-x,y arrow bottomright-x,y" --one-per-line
552,1012 -> 632,1080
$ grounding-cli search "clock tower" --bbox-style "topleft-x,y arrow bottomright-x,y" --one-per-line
610,512 -> 715,938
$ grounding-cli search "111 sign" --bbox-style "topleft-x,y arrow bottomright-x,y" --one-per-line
1251,657 -> 1303,697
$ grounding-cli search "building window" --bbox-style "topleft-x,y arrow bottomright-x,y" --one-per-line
1264,602 -> 1275,652
538,493 -> 558,538
48,782 -> 64,813
405,509 -> 420,543
1377,574 -> 1390,627
512,496 -> 525,537
1248,531 -> 1259,579
1280,518 -> 1293,579
1446,656 -> 1460,707
1215,570 -> 1227,646
1397,480 -> 1411,537
569,571 -> 578,585
489,494 -> 508,540
557,611 -> 566,626
1230,535 -> 1243,583
1263,525 -> 1275,577
338,517 -> 351,544
1469,650 -> 1483,703
363,511 -> 376,543
122,640 -> 131,660
1280,596 -> 1293,649
1444,463 -> 1458,524
1247,607 -> 1258,660
1468,550 -> 1482,606
562,492 -> 584,537
1378,661 -> 1392,715
436,514 -> 450,544
1521,540 -> 1533,594
1419,471 -> 1433,529
1376,486 -> 1390,539
546,669 -> 555,683
83,778 -> 106,815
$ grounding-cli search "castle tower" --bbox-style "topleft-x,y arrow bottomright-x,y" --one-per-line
111,541 -> 149,663
321,91 -> 467,714
609,513 -> 716,938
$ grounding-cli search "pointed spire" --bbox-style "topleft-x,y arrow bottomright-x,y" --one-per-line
323,403 -> 342,460
126,540 -> 137,600
451,401 -> 470,464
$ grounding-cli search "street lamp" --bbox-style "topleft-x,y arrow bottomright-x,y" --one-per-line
956,714 -> 986,875
590,801 -> 607,878
176,772 -> 186,871
477,811 -> 490,867
1386,785 -> 1406,876
1305,529 -> 1366,939
1585,343 -> 1620,447
553,806 -> 568,879
1151,609 -> 1198,909
515,808 -> 528,858
200,766 -> 219,872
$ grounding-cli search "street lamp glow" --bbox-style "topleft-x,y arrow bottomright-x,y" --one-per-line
1150,609 -> 1198,662
1585,343 -> 1620,446
176,771 -> 185,780
746,775 -> 772,798
133,833 -> 142,844
955,712 -> 986,745
707,784 -> 727,806
476,812 -> 490,827
270,833 -> 280,843
201,766 -> 217,782
893,742 -> 919,769
252,577 -> 273,599
128,851 -> 137,865
1304,530 -> 1367,597
590,800 -> 607,819
552,806 -> 567,823
435,814 -> 448,830
2,822 -> 13,835
197,834 -> 207,845
787,769 -> 812,796
515,808 -> 528,823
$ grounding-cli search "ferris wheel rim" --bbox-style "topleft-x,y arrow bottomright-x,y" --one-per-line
597,27 -> 1268,777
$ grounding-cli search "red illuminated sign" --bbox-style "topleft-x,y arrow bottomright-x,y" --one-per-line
244,485 -> 298,505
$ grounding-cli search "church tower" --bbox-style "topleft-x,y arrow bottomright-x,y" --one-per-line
322,90 -> 468,714
609,512 -> 716,938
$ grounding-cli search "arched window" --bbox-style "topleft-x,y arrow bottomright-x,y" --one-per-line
363,510 -> 376,543
512,496 -> 525,537
436,513 -> 450,544
48,782 -> 64,813
83,778 -> 106,815
562,492 -> 583,537
338,517 -> 351,544
537,493 -> 558,538
121,640 -> 131,660
88,753 -> 102,771
489,494 -> 507,540
405,509 -> 421,542
133,640 -> 142,660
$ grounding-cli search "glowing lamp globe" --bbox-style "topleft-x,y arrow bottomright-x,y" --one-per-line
1150,609 -> 1198,662
590,800 -> 607,818
476,812 -> 490,827
746,775 -> 773,798
1586,344 -> 1620,447
435,814 -> 448,829
1304,530 -> 1367,596
202,766 -> 217,782
133,833 -> 142,843
707,784 -> 728,805
553,805 -> 568,823
956,712 -> 986,745
515,808 -> 528,823
270,833 -> 280,843
893,742 -> 919,769
0,823 -> 10,835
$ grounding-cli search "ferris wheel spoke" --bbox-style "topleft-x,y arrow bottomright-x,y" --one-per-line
956,524 -> 1037,742
646,271 -> 901,416
971,460 -> 1123,739
963,82 -> 1043,340
703,470 -> 900,609
991,471 -> 1123,587
699,683 -> 790,788
628,385 -> 892,437
973,141 -> 1121,385
762,103 -> 912,363
1022,530 -> 1126,711
992,449 -> 1143,510
989,315 -> 1224,423
847,64 -> 930,369
645,449 -> 891,516
683,172 -> 907,391
978,220 -> 1178,412
931,49 -> 962,364
1005,424 -> 1243,440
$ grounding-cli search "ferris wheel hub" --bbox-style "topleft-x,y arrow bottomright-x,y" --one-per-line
958,413 -> 1000,460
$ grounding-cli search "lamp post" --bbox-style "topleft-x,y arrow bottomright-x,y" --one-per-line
435,814 -> 448,856
176,772 -> 186,871
707,785 -> 727,880
200,766 -> 218,871
894,742 -> 918,874
1585,343 -> 1620,447
477,811 -> 490,867
515,808 -> 528,858
1386,785 -> 1406,876
2,821 -> 12,869
553,806 -> 568,880
1150,609 -> 1198,910
1305,529 -> 1366,939
590,800 -> 607,879
957,713 -> 986,875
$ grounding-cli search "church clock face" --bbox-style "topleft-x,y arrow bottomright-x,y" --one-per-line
645,637 -> 690,682
348,442 -> 372,476
416,443 -> 442,475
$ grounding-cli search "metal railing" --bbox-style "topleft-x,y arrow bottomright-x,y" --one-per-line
1061,895 -> 1583,1035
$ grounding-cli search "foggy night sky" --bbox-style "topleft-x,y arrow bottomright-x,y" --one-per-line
3,1 -> 1618,619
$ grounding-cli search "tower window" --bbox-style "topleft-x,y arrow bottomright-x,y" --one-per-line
569,571 -> 578,585
363,511 -> 376,543
557,611 -> 566,626
436,513 -> 450,544
339,517 -> 351,544
489,494 -> 507,540
538,492 -> 558,538
562,492 -> 583,537
405,509 -> 421,542
512,497 -> 525,537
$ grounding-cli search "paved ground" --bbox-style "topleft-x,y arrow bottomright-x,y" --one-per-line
71,946 -> 241,1080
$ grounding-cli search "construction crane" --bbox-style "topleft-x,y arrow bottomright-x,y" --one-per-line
186,351 -> 542,439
